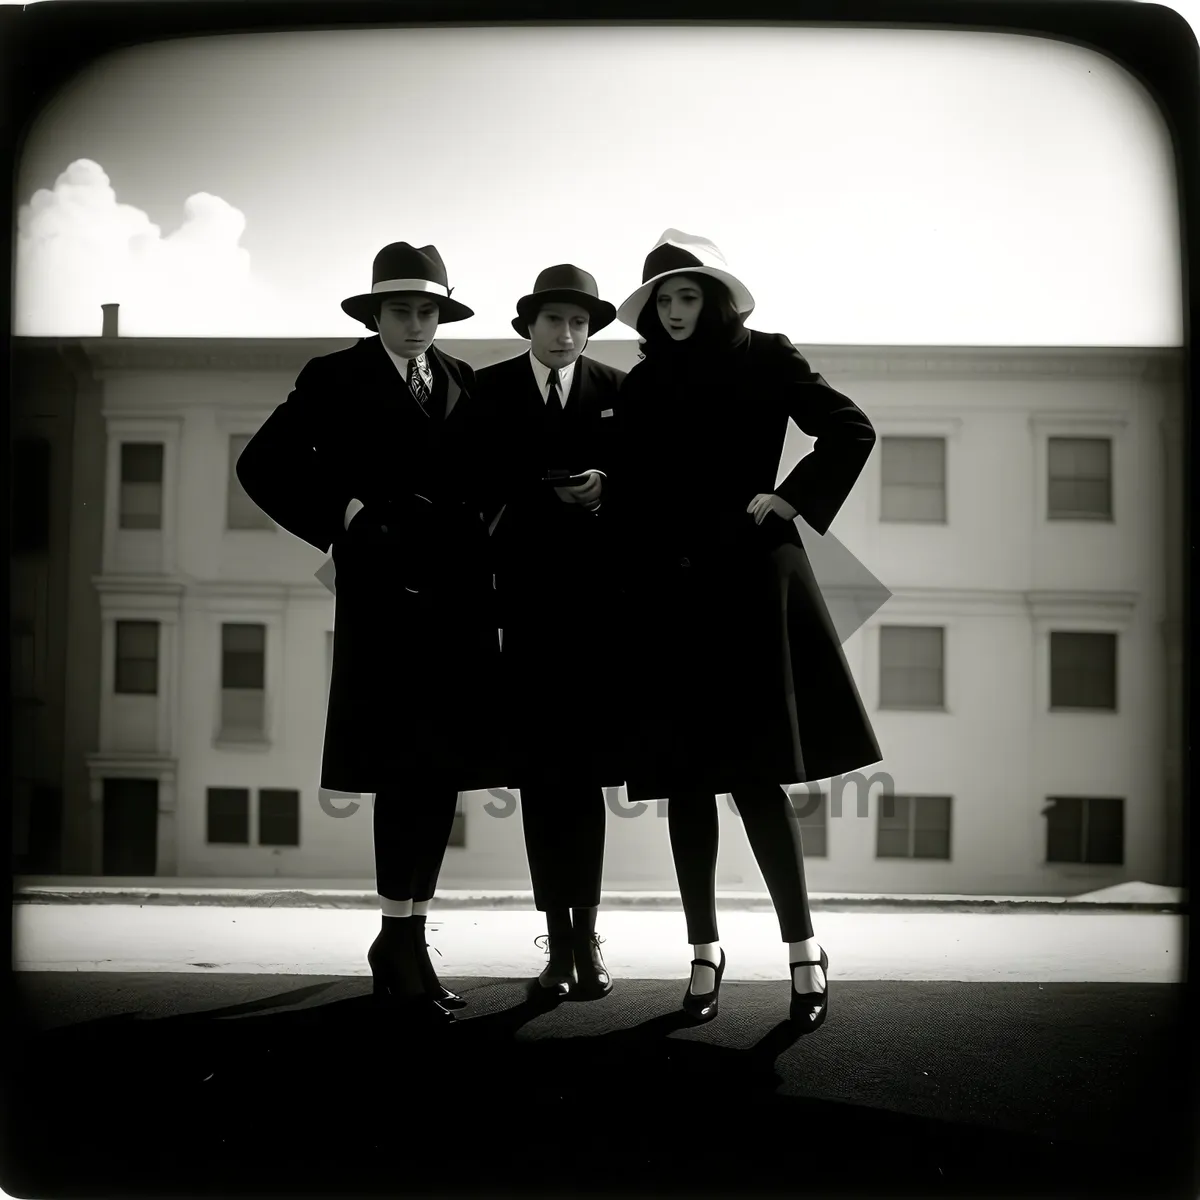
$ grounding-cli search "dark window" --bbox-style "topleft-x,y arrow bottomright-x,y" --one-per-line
880,436 -> 946,522
1050,632 -> 1117,710
207,787 -> 250,844
1048,437 -> 1111,520
1045,796 -> 1124,865
259,788 -> 300,847
115,621 -> 159,695
102,778 -> 158,875
877,794 -> 952,860
11,436 -> 51,555
220,624 -> 266,737
880,626 -> 944,709
119,442 -> 164,530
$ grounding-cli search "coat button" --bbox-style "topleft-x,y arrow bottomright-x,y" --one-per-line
679,556 -> 691,567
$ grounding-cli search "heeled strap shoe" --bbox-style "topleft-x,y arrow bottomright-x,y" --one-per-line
789,945 -> 829,1031
534,933 -> 576,999
413,930 -> 467,1009
367,923 -> 456,1027
571,931 -> 613,999
681,948 -> 726,1023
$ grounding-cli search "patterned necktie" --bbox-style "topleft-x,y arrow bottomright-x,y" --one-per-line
407,357 -> 432,415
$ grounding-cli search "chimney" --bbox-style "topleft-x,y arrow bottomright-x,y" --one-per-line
101,303 -> 119,338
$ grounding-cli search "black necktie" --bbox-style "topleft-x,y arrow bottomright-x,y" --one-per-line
546,368 -> 562,414
408,357 -> 432,415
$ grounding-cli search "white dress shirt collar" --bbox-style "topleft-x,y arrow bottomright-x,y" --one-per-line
382,341 -> 433,389
528,349 -> 577,407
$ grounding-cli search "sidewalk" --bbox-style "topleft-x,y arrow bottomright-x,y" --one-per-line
12,877 -> 1187,912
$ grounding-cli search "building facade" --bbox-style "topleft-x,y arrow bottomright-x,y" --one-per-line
11,322 -> 1185,894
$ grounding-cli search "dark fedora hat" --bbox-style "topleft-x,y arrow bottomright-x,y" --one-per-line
512,264 -> 617,337
342,242 -> 474,329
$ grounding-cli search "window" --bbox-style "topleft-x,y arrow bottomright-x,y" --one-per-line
259,788 -> 300,847
880,437 -> 946,522
787,786 -> 828,857
220,623 -> 266,738
226,434 -> 273,530
877,794 -> 952,859
879,626 -> 944,709
119,442 -> 164,530
207,787 -> 250,844
1044,796 -> 1124,865
11,436 -> 50,555
115,621 -> 159,695
1047,437 -> 1111,520
448,793 -> 466,848
1050,631 -> 1116,710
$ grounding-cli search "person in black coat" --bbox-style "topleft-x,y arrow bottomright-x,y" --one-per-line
475,265 -> 625,1000
612,229 -> 883,1031
235,242 -> 508,1030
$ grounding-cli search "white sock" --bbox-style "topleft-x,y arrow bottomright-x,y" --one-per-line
789,937 -> 825,993
690,941 -> 721,993
379,896 -> 414,918
411,899 -> 430,917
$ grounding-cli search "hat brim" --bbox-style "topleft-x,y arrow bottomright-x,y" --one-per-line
511,290 -> 617,338
341,291 -> 475,329
615,267 -> 754,330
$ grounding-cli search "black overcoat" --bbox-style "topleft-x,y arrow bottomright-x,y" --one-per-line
613,330 -> 883,801
235,335 -> 507,793
475,351 -> 626,786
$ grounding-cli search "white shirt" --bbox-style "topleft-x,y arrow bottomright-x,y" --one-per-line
528,350 -> 576,408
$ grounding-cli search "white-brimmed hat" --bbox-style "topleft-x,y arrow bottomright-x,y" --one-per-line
616,229 -> 755,330
341,242 -> 474,329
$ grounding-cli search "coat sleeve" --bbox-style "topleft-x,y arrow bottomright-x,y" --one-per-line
235,357 -> 357,555
768,334 -> 876,536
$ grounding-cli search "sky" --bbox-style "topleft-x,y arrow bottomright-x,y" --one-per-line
10,19 -> 1191,344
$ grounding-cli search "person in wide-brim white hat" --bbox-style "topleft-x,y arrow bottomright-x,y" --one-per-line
612,226 -> 882,1038
615,228 -> 755,331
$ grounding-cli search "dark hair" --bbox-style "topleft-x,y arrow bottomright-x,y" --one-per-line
634,272 -> 746,355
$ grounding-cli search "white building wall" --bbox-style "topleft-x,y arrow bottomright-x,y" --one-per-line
81,341 -> 1177,894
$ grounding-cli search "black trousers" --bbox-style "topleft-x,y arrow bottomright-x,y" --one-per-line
520,782 -> 606,911
372,784 -> 460,903
667,783 -> 815,944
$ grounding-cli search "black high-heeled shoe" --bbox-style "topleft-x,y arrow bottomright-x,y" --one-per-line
367,921 -> 456,1026
681,948 -> 726,1023
412,916 -> 467,1009
789,945 -> 829,1031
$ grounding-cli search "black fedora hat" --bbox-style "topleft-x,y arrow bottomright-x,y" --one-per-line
512,264 -> 616,337
342,242 -> 474,329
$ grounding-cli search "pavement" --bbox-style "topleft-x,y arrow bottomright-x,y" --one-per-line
4,902 -> 1195,1198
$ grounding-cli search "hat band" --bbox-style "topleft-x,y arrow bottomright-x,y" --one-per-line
372,278 -> 450,297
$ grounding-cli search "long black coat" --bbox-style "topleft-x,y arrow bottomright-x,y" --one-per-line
235,335 -> 507,793
613,330 -> 882,801
475,351 -> 626,786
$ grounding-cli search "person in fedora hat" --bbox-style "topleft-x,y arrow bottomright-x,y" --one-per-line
475,264 -> 626,1001
610,229 -> 882,1032
236,241 -> 510,1030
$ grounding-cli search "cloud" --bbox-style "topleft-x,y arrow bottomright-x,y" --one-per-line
14,160 -> 287,336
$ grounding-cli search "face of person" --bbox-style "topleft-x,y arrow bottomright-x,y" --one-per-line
375,294 -> 440,357
528,302 -> 591,368
656,274 -> 705,340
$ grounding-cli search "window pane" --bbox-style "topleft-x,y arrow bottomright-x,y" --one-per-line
876,827 -> 910,858
1050,633 -> 1116,708
882,437 -> 945,485
222,624 -> 265,654
914,796 -> 952,831
1085,797 -> 1124,865
121,443 -> 163,484
259,788 -> 300,847
119,483 -> 162,529
912,829 -> 950,859
1045,796 -> 1083,863
116,621 -> 158,659
115,621 -> 158,695
878,793 -> 910,827
221,688 -> 265,733
881,482 -> 946,523
881,627 -> 943,669
207,787 -> 249,844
